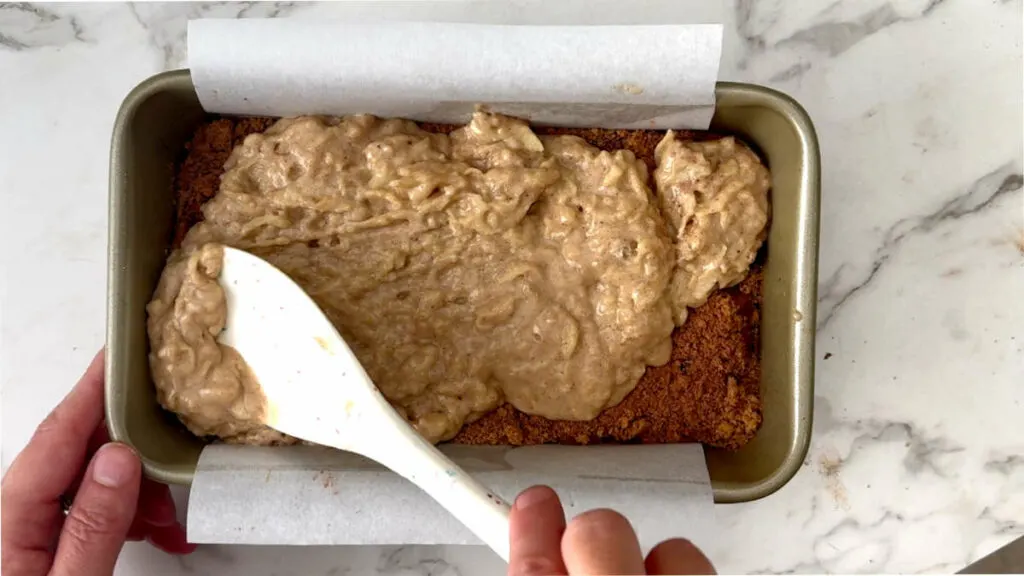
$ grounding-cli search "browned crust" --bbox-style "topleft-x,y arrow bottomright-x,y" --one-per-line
172,116 -> 763,450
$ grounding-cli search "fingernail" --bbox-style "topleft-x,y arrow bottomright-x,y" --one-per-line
92,443 -> 139,488
515,485 -> 556,511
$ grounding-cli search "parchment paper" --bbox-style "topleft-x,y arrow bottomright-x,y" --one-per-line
189,444 -> 716,552
188,19 -> 722,129
184,15 -> 723,551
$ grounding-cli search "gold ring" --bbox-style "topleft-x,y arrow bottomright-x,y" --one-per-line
59,494 -> 73,517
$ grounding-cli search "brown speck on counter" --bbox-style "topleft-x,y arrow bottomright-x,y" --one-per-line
818,452 -> 850,510
824,352 -> 833,360
174,115 -> 764,451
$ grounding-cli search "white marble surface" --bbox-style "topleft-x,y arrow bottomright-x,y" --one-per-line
1,1 -> 1021,574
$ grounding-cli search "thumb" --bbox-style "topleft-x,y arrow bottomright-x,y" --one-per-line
51,443 -> 141,576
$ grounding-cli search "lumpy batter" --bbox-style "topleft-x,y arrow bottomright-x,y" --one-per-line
148,243 -> 281,443
148,112 -> 693,443
654,132 -> 770,324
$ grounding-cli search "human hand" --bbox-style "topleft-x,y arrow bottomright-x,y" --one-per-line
1,350 -> 196,576
508,485 -> 715,575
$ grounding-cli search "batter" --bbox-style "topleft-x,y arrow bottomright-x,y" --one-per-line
147,112 -> 769,444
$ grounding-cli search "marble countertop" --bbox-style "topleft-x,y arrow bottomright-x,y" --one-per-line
1,1 -> 1021,574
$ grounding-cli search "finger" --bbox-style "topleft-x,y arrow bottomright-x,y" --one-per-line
561,509 -> 645,575
88,421 -> 113,453
645,538 -> 716,575
508,485 -> 567,576
1,350 -> 106,569
63,422 -> 113,502
137,478 -> 179,528
147,524 -> 198,555
133,478 -> 198,554
126,517 -> 194,551
51,443 -> 141,576
123,465 -> 176,540
124,479 -> 197,553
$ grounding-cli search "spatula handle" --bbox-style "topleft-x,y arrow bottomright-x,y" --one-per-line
364,420 -> 511,561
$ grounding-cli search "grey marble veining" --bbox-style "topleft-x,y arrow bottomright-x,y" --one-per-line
817,165 -> 1023,331
0,2 -> 88,49
1,1 -> 1021,574
125,2 -> 305,69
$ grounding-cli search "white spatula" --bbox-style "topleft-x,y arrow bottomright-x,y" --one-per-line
215,246 -> 511,560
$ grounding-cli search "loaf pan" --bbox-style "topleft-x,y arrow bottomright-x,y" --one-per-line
107,69 -> 819,503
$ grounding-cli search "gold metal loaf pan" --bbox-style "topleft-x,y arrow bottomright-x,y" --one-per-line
106,69 -> 819,503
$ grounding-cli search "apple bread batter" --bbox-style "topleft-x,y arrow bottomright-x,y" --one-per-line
148,112 -> 769,445
654,132 -> 770,324
149,111 -> 683,443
